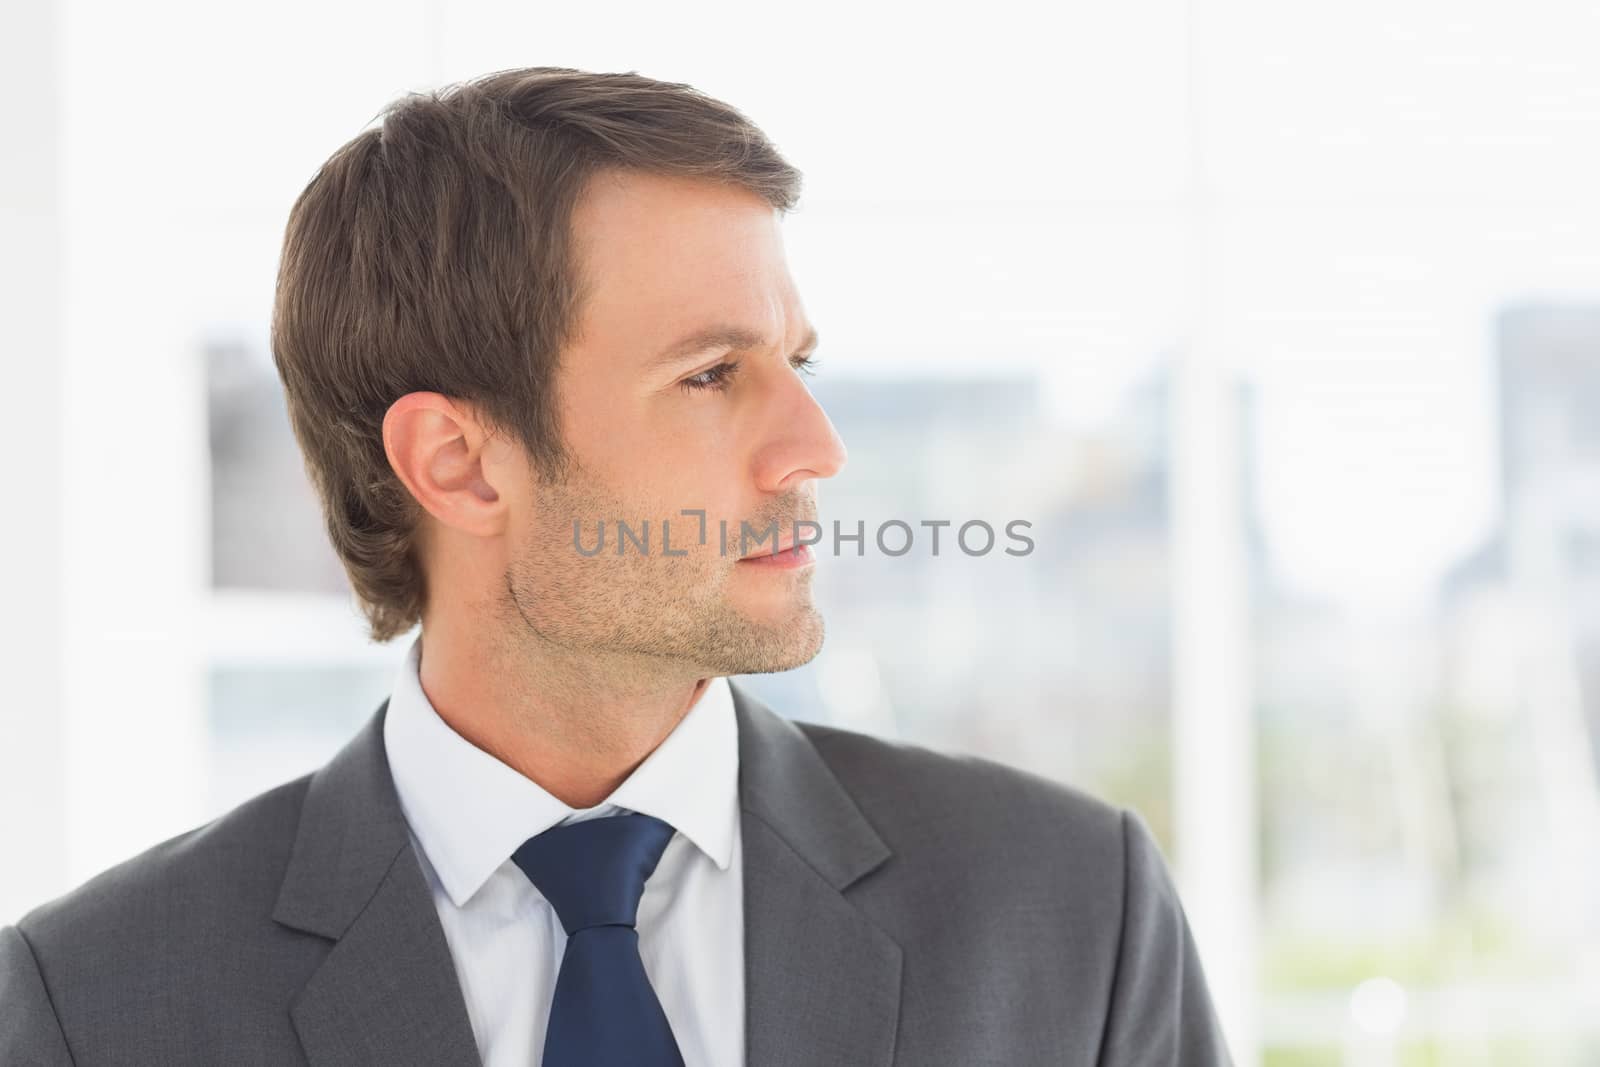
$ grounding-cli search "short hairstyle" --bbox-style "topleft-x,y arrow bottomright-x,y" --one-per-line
270,67 -> 803,642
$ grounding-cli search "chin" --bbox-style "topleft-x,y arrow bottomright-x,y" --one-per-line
713,608 -> 826,676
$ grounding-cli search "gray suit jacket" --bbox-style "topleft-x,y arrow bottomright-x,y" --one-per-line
2,681 -> 1233,1066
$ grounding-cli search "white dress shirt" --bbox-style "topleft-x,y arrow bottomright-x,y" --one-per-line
382,633 -> 746,1067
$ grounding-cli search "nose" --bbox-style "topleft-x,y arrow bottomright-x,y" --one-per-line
755,374 -> 849,495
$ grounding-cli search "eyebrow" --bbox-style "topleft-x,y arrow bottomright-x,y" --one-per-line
648,323 -> 819,369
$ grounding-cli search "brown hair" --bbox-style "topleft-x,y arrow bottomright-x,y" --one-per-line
270,66 -> 803,643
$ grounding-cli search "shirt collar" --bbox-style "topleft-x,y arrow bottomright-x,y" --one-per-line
382,632 -> 740,909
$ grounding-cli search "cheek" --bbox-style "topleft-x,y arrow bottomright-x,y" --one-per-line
636,416 -> 736,489
561,379 -> 745,507
632,465 -> 748,557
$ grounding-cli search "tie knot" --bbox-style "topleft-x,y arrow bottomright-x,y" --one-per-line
511,811 -> 677,934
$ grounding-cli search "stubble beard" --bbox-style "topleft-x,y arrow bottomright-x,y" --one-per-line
497,474 -> 826,678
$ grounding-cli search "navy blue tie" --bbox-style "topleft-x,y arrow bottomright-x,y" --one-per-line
511,811 -> 685,1067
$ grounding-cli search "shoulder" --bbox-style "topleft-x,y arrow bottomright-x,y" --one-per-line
1,772 -> 330,1060
9,770 -> 315,972
791,717 -> 1151,920
787,717 -> 1198,1034
795,716 -> 1132,859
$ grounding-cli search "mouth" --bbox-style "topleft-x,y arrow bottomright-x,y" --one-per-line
737,529 -> 816,569
741,533 -> 799,560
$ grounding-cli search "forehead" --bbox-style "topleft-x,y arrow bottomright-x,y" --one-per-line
567,170 -> 803,353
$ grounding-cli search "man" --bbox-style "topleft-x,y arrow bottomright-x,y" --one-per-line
1,67 -> 1233,1065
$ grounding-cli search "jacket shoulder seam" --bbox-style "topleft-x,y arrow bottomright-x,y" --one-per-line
11,922 -> 78,1066
1090,808 -> 1133,1067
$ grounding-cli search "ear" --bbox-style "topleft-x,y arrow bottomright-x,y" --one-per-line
383,392 -> 516,538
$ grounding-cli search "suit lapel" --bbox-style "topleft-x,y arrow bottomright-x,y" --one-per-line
272,699 -> 480,1067
730,681 -> 904,1067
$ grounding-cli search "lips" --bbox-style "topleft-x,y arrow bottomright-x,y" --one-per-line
742,532 -> 799,559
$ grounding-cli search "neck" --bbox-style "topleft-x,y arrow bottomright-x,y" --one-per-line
414,627 -> 713,810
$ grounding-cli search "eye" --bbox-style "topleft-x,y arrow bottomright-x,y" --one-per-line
678,351 -> 821,395
680,360 -> 741,393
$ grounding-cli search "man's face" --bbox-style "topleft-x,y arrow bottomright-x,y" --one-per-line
500,169 -> 848,677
